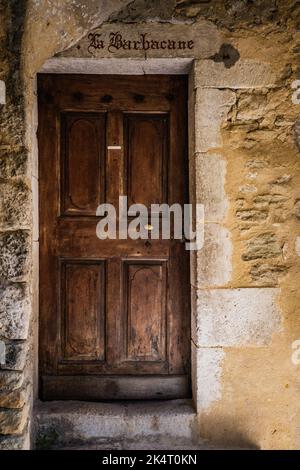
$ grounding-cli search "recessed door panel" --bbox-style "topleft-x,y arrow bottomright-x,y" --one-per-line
61,261 -> 105,362
124,261 -> 166,363
125,114 -> 167,208
61,112 -> 105,215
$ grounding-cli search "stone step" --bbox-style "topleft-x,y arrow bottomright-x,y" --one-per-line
35,399 -> 213,450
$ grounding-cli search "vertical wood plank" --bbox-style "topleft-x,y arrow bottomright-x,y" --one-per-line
106,257 -> 123,367
106,111 -> 124,207
38,74 -> 60,375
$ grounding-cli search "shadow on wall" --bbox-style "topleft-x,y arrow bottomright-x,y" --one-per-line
200,414 -> 260,450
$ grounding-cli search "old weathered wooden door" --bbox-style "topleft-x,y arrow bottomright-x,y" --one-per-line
38,74 -> 190,400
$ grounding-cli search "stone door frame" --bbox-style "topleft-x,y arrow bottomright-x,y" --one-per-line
32,57 -> 200,407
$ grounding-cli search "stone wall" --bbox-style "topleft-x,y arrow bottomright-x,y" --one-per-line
1,0 -> 300,450
0,0 -> 31,450
197,16 -> 300,448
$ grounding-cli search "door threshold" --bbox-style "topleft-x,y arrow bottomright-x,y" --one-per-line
41,375 -> 191,400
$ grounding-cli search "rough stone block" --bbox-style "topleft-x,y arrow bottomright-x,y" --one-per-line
195,152 -> 228,223
0,340 -> 28,371
0,387 -> 26,409
236,91 -> 268,121
0,283 -> 29,340
0,406 -> 27,435
195,88 -> 236,152
0,150 -> 27,178
0,371 -> 24,394
196,288 -> 281,347
249,263 -> 287,285
196,224 -> 232,287
0,230 -> 30,280
194,59 -> 277,89
0,101 -> 24,148
242,233 -> 281,261
0,179 -> 31,229
0,433 -> 29,450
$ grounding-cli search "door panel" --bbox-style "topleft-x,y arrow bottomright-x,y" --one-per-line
61,261 -> 105,362
61,112 -> 106,216
123,261 -> 167,363
125,114 -> 167,207
38,74 -> 190,400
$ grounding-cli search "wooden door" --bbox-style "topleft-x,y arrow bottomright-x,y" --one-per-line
38,74 -> 190,400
